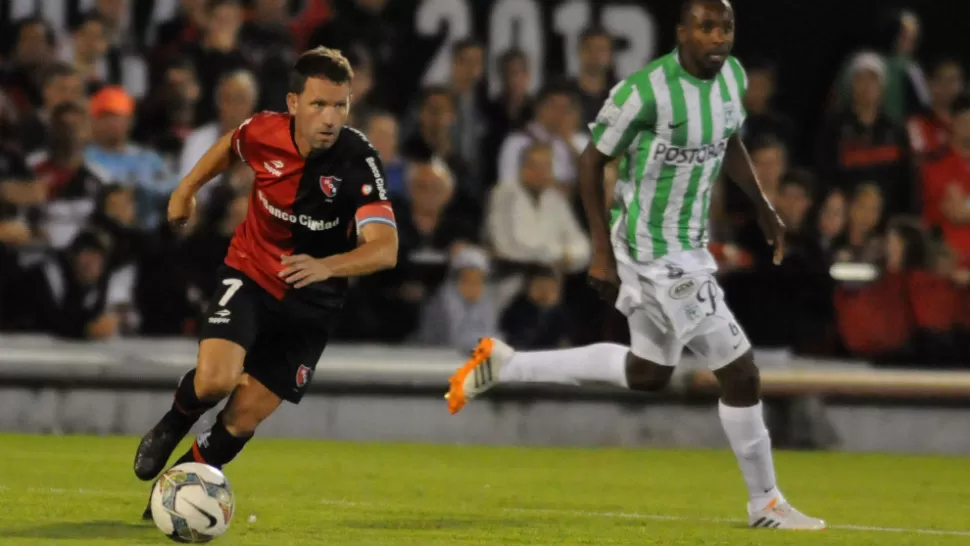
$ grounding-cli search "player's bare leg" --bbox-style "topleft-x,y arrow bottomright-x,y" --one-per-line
141,373 -> 281,519
714,352 -> 825,530
133,339 -> 245,481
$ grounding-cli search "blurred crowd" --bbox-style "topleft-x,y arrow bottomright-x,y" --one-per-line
1,1 -> 969,367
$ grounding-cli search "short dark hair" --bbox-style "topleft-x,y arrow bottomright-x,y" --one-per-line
680,0 -> 731,25
71,11 -> 104,32
289,47 -> 354,94
452,37 -> 484,57
419,85 -> 453,108
780,168 -> 816,196
953,94 -> 970,116
536,79 -> 579,106
887,215 -> 930,270
748,133 -> 787,156
207,0 -> 241,12
928,56 -> 962,79
41,62 -> 79,89
579,26 -> 611,47
499,49 -> 528,72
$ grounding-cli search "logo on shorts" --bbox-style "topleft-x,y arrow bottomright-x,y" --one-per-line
668,278 -> 698,300
319,176 -> 341,198
361,184 -> 373,196
295,364 -> 313,388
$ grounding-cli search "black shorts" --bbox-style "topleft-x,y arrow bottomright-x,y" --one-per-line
198,265 -> 337,403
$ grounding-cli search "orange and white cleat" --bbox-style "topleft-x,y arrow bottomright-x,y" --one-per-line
445,337 -> 515,414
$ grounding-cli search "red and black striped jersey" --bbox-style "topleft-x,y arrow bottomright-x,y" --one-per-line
226,111 -> 396,309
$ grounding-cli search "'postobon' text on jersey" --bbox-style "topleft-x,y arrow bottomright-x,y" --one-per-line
590,50 -> 748,261
227,112 -> 396,308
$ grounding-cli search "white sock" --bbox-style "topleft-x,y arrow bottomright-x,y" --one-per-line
718,401 -> 786,511
499,343 -> 629,388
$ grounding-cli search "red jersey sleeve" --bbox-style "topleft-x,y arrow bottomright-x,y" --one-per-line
921,159 -> 949,226
352,153 -> 396,233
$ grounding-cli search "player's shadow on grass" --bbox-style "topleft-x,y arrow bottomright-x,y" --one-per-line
0,520 -> 156,541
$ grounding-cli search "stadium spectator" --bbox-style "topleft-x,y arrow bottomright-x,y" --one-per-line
0,145 -> 37,248
133,58 -> 202,169
818,51 -> 916,216
185,0 -> 250,125
415,246 -> 497,352
571,26 -> 615,125
906,57 -> 964,162
834,217 -> 931,362
832,183 -> 885,264
344,46 -> 376,127
308,0 -> 398,112
365,159 -> 479,341
739,57 -> 796,150
151,0 -> 209,72
178,70 -> 258,201
401,87 -> 473,199
501,265 -> 572,350
84,86 -> 177,230
815,189 -> 848,261
10,230 -> 132,339
920,95 -> 970,263
483,49 -> 535,187
0,17 -> 57,116
18,63 -> 85,155
28,101 -> 106,249
363,110 -> 405,197
239,0 -> 300,114
487,142 -> 590,273
447,39 -> 489,190
497,82 -> 584,190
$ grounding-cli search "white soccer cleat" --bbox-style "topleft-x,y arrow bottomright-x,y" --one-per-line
748,498 -> 826,530
445,338 -> 515,414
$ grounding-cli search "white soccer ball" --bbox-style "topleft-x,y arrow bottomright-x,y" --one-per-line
150,462 -> 234,543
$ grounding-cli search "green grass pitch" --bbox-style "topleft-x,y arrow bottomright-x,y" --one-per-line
0,434 -> 968,545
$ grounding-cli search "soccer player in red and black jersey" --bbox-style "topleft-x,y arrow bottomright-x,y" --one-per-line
133,47 -> 398,517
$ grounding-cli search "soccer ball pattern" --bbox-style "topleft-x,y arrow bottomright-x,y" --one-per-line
150,463 -> 234,543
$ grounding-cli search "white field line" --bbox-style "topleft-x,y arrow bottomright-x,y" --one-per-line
3,485 -> 970,537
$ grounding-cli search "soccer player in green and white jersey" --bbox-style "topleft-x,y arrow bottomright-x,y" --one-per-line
444,0 -> 825,531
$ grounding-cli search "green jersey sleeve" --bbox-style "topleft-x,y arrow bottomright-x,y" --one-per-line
588,78 -> 656,158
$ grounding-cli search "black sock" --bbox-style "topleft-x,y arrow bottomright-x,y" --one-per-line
166,369 -> 218,429
172,412 -> 252,470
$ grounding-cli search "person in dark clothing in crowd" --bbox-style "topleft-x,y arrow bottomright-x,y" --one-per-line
818,51 -> 916,216
501,265 -> 572,350
12,230 -> 122,339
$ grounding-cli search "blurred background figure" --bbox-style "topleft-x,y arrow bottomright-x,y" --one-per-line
415,246 -> 497,352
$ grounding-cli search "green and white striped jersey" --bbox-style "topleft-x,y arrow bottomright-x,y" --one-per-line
590,50 -> 748,262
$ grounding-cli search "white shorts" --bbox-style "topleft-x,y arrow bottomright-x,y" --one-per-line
614,249 -> 751,370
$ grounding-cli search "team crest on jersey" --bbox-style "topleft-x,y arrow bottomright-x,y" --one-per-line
296,364 -> 313,388
319,176 -> 341,198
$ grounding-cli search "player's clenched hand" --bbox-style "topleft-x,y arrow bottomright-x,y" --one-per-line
757,204 -> 786,266
279,254 -> 334,288
587,251 -> 619,304
167,187 -> 197,229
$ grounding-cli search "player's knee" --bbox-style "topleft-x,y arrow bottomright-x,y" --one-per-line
194,362 -> 240,400
195,341 -> 245,400
625,353 -> 673,392
714,351 -> 760,405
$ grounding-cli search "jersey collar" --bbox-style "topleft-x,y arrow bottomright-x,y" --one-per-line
672,48 -> 716,88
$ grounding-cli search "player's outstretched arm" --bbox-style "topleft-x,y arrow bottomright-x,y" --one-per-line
168,131 -> 235,226
724,134 -> 786,264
